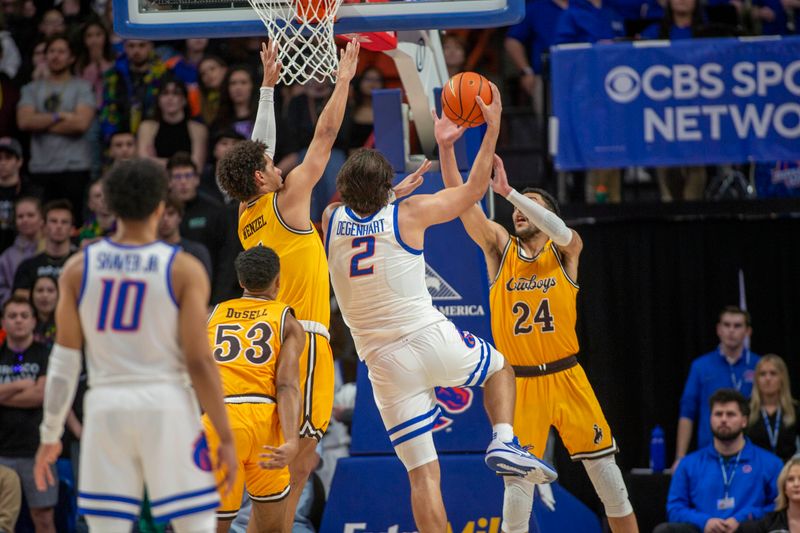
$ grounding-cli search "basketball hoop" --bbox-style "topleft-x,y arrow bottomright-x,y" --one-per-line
249,0 -> 344,85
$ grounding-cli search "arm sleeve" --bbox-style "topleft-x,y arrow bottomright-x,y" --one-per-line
251,87 -> 276,159
666,460 -> 712,529
679,361 -> 701,421
506,189 -> 572,246
39,344 -> 83,443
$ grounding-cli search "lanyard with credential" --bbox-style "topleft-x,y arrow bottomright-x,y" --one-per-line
726,349 -> 749,391
719,450 -> 742,499
761,407 -> 782,452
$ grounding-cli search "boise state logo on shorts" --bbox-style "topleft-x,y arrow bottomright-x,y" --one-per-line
434,387 -> 474,432
461,331 -> 476,348
192,432 -> 212,472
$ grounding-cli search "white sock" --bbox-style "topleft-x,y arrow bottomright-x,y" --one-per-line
493,423 -> 514,442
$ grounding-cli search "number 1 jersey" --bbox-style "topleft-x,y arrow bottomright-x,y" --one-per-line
489,238 -> 579,366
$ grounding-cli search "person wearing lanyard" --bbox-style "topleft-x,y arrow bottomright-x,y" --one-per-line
674,306 -> 760,470
747,354 -> 799,462
655,389 -> 783,533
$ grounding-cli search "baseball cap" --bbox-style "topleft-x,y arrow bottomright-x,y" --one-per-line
0,138 -> 22,158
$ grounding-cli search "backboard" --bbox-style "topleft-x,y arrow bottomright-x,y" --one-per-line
113,0 -> 524,39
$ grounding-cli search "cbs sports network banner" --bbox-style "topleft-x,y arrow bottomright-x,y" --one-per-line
550,37 -> 800,170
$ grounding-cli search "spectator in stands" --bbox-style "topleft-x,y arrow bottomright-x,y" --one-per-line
0,296 -> 55,533
17,34 -> 95,225
106,129 -> 136,167
137,75 -> 208,170
157,195 -> 212,277
0,464 -> 22,533
75,17 -> 115,109
655,389 -> 782,533
100,39 -> 168,141
348,66 -> 383,152
29,274 -> 55,349
198,55 -> 227,126
0,137 -> 40,252
505,0 -> 567,112
0,43 -> 21,138
12,199 -> 74,299
738,456 -> 800,533
29,40 -> 49,82
213,64 -> 259,140
201,127 -> 244,202
751,0 -> 800,34
36,8 -> 65,39
747,354 -> 798,462
442,33 -> 467,77
674,306 -> 760,468
77,179 -> 115,246
0,197 -> 42,305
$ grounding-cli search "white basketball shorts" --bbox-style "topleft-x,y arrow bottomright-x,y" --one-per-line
364,320 -> 505,471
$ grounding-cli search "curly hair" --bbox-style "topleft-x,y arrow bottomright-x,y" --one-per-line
336,149 -> 394,215
104,159 -> 168,221
216,140 -> 267,203
235,246 -> 280,291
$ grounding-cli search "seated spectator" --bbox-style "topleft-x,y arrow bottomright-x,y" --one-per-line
655,389 -> 783,533
157,195 -> 212,277
675,306 -> 760,467
737,456 -> 800,533
17,34 -> 95,225
0,197 -> 43,305
752,0 -> 800,35
442,33 -> 467,78
201,127 -> 244,202
78,179 -> 115,247
75,17 -> 115,110
0,137 -> 41,252
106,129 -> 136,167
641,0 -> 705,39
13,199 -> 74,299
136,75 -> 208,170
348,67 -> 383,152
30,274 -> 56,349
0,296 -> 55,533
198,55 -> 228,127
37,8 -> 65,39
212,64 -> 259,140
747,354 -> 798,462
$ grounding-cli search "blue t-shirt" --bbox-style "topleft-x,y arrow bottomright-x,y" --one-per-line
641,21 -> 694,39
753,0 -> 799,35
679,348 -> 759,449
667,440 -> 782,529
506,0 -> 567,74
554,0 -> 626,44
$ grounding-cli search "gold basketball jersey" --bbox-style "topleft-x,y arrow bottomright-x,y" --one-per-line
238,192 -> 330,329
207,297 -> 292,398
489,238 -> 579,366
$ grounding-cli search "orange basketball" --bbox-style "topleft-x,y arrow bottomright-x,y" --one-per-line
295,0 -> 329,24
441,72 -> 492,128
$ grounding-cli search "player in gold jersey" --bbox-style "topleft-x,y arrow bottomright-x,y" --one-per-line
437,117 -> 637,533
203,246 -> 305,532
215,40 -> 357,529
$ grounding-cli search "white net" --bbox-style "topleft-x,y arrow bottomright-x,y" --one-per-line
248,0 -> 344,85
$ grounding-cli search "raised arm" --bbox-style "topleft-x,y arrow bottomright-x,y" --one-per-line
251,41 -> 282,159
277,40 -> 360,228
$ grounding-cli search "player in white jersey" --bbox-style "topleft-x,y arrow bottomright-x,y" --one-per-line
32,159 -> 237,533
322,85 -> 556,532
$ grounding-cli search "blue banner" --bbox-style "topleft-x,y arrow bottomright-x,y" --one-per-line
551,36 -> 800,170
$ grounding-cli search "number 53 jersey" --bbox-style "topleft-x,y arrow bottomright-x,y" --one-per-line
489,238 -> 579,367
207,297 -> 294,399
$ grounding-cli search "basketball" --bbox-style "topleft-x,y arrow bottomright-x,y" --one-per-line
441,72 -> 493,128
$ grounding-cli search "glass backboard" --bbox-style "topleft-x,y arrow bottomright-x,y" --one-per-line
113,0 -> 524,39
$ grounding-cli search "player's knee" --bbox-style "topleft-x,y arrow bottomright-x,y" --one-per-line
396,433 -> 438,472
290,441 -> 320,480
84,516 -> 133,533
501,476 -> 534,533
170,509 -> 216,533
582,455 -> 633,518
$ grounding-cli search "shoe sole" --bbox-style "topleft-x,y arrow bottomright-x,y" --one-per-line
485,454 -> 558,483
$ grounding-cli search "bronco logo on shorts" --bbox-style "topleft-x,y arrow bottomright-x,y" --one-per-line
434,387 -> 474,432
193,432 -> 212,471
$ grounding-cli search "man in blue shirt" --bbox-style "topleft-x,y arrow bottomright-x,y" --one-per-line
554,0 -> 626,45
656,389 -> 782,533
674,307 -> 759,469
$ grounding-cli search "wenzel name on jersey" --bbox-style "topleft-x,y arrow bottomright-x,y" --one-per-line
241,214 -> 265,240
95,251 -> 162,273
335,219 -> 386,237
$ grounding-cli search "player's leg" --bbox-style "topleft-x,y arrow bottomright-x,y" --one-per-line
246,403 -> 291,533
553,365 -> 638,533
407,459 -> 446,533
201,412 -> 248,533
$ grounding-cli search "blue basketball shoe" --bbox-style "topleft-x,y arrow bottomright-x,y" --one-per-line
485,436 -> 558,483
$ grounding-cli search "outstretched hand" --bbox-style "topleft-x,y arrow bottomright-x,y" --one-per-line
393,159 -> 431,200
431,109 -> 465,147
336,39 -> 360,84
33,442 -> 62,491
476,82 -> 502,130
260,40 -> 282,87
490,154 -> 512,197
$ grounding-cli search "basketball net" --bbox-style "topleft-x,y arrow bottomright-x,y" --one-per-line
248,0 -> 344,85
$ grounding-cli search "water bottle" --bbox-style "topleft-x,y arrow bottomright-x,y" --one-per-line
650,425 -> 666,473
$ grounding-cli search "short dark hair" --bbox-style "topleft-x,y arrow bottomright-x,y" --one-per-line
43,199 -> 74,222
44,33 -> 73,55
164,195 -> 185,218
718,306 -> 751,327
336,149 -> 394,215
3,295 -> 35,317
104,159 -> 169,221
110,130 -> 134,140
15,196 -> 42,216
521,187 -> 560,217
235,246 -> 280,291
709,388 -> 750,417
217,141 -> 267,202
166,151 -> 197,174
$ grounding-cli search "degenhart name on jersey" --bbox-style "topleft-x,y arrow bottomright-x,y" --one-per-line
224,306 -> 273,321
96,251 -> 160,273
241,214 -> 266,240
505,275 -> 557,293
335,219 -> 386,237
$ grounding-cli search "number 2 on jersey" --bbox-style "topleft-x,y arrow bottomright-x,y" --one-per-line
513,299 -> 555,334
97,279 -> 146,332
350,236 -> 375,277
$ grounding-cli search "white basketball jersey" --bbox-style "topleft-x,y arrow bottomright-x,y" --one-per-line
78,239 -> 185,386
326,204 -> 446,360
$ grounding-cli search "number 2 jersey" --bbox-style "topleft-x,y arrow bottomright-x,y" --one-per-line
326,204 -> 446,360
206,297 -> 292,400
489,238 -> 579,366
